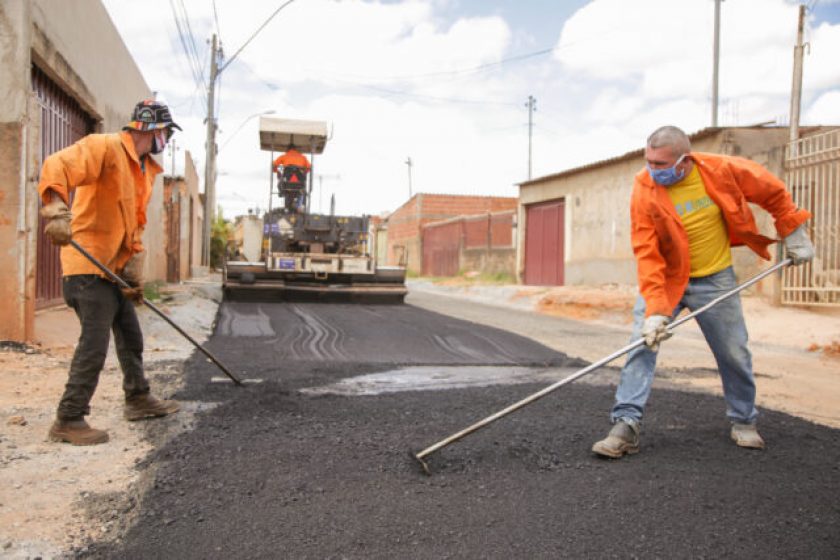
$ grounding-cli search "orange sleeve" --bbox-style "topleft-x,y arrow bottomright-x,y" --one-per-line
630,185 -> 671,316
727,157 -> 811,237
37,136 -> 108,205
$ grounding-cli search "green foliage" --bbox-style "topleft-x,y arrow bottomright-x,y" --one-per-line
210,205 -> 232,270
142,280 -> 164,301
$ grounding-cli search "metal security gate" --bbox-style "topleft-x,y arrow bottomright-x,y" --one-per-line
166,187 -> 182,283
32,65 -> 95,307
782,129 -> 840,306
422,220 -> 461,276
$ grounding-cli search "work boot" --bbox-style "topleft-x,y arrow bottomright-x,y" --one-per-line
730,422 -> 765,450
124,394 -> 180,421
592,419 -> 640,458
48,419 -> 109,446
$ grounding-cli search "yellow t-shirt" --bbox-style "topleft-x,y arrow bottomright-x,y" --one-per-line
666,165 -> 732,277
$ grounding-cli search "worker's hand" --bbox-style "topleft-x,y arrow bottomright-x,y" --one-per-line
642,314 -> 672,352
783,224 -> 815,265
40,200 -> 72,246
120,285 -> 145,305
121,252 -> 145,285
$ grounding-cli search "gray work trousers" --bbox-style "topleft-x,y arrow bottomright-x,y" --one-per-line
57,275 -> 150,420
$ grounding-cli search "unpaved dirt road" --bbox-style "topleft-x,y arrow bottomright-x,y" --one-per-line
80,295 -> 840,559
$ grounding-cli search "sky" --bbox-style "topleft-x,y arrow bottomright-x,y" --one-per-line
101,0 -> 840,219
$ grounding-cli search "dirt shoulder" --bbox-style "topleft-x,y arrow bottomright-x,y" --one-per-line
410,279 -> 840,429
0,283 -> 219,559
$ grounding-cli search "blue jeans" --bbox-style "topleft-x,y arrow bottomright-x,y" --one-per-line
611,266 -> 758,425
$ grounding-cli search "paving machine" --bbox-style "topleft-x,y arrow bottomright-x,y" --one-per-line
223,117 -> 407,303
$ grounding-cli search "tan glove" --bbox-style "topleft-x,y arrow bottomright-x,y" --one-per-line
40,200 -> 72,246
121,252 -> 145,285
120,286 -> 145,305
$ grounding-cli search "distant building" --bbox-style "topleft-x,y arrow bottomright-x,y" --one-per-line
0,0 -> 160,341
163,151 -> 204,282
231,213 -> 264,262
383,194 -> 517,273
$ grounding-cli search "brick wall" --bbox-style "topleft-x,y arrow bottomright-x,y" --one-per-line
385,194 -> 517,272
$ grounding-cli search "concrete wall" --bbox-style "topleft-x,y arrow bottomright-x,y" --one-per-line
462,248 -> 516,277
517,126 -> 828,299
183,152 -> 205,277
232,215 -> 264,262
0,0 -> 155,341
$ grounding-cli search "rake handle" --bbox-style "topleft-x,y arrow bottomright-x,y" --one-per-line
414,259 -> 792,467
69,240 -> 243,386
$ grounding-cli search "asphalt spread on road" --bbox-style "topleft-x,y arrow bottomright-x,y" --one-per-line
83,301 -> 840,559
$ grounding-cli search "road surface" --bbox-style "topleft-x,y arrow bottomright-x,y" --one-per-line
84,296 -> 840,559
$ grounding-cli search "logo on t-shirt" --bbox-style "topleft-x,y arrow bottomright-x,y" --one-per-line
674,195 -> 715,217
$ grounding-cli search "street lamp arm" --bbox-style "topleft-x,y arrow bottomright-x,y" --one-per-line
218,0 -> 298,74
220,110 -> 276,151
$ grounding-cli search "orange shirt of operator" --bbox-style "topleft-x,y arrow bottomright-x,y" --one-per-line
273,148 -> 311,174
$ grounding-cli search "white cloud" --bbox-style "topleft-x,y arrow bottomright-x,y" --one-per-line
101,0 -> 840,219
804,90 -> 840,123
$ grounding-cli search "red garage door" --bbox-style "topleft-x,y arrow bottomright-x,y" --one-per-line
524,199 -> 565,286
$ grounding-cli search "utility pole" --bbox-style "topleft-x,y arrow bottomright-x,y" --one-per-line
405,157 -> 413,198
169,138 -> 179,177
525,95 -> 536,180
712,0 -> 722,126
789,3 -> 806,153
316,173 -> 340,213
202,34 -> 220,267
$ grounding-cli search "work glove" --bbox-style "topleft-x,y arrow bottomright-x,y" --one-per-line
120,285 -> 145,305
119,252 -> 145,305
40,200 -> 72,246
120,252 -> 145,285
783,224 -> 815,265
641,314 -> 672,352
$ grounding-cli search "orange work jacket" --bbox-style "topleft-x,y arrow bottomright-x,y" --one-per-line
37,131 -> 162,277
272,148 -> 311,171
630,152 -> 811,317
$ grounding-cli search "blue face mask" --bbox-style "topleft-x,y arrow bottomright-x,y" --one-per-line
647,154 -> 687,186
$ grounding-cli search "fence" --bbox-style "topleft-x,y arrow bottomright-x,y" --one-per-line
422,211 -> 515,277
782,129 -> 840,306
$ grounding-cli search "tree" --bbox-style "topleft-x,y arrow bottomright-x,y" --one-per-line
210,205 -> 232,270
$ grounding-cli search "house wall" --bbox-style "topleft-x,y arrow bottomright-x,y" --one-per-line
517,127 -> 808,299
0,0 -> 155,341
232,215 -> 264,262
182,152 -> 205,277
179,151 -> 201,279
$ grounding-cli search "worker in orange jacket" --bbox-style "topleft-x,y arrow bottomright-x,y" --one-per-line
38,99 -> 182,446
592,125 -> 814,459
272,145 -> 311,184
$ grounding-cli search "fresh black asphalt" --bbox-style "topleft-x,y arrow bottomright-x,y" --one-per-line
83,301 -> 840,559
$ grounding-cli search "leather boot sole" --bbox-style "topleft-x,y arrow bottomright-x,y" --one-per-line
592,441 -> 640,459
124,403 -> 181,421
48,429 -> 109,446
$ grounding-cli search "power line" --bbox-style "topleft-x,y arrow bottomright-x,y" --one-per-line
212,0 -> 223,43
178,0 -> 205,81
169,0 -> 207,105
344,81 -> 521,107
